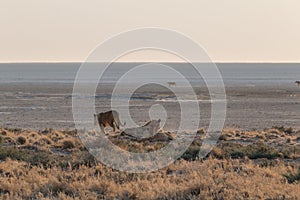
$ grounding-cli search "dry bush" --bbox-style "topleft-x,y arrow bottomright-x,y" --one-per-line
3,136 -> 16,145
255,134 -> 266,140
16,136 -> 26,145
216,141 -> 281,159
0,131 -> 7,136
37,137 -> 53,146
50,132 -> 65,142
61,139 -> 76,149
4,128 -> 22,133
268,128 -> 282,135
283,167 -> 300,183
219,134 -> 229,141
223,128 -> 238,136
28,132 -> 38,139
211,147 -> 224,159
271,126 -> 294,135
39,128 -> 53,134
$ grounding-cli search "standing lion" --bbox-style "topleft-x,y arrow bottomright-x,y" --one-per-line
94,110 -> 125,134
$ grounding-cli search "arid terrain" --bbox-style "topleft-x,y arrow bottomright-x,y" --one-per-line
0,72 -> 299,199
1,3 -> 300,199
0,83 -> 299,130
0,126 -> 299,199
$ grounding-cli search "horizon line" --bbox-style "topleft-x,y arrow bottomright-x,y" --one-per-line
0,61 -> 300,64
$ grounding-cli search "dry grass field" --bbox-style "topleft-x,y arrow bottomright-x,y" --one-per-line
0,127 -> 299,199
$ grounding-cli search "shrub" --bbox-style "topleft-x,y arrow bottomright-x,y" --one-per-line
37,137 -> 53,145
211,147 -> 224,159
181,145 -> 200,161
218,141 -> 279,159
3,136 -> 16,145
0,131 -> 7,135
16,136 -> 27,145
5,128 -> 22,133
219,134 -> 228,141
61,139 -> 75,149
272,126 -> 285,132
40,128 -> 53,134
272,126 -> 294,134
248,142 -> 279,159
25,150 -> 51,167
0,146 -> 27,161
283,167 -> 300,183
285,127 -> 294,134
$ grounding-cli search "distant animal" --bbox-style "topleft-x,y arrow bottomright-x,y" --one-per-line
122,119 -> 161,139
94,110 -> 125,134
295,81 -> 300,86
167,82 -> 176,87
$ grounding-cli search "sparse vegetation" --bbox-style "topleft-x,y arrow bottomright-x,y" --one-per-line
0,127 -> 299,199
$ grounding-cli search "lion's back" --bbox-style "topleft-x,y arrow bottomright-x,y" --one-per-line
98,110 -> 119,125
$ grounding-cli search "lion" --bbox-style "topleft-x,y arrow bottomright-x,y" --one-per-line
94,110 -> 125,134
122,119 -> 161,139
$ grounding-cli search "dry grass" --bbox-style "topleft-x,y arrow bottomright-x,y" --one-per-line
0,127 -> 299,199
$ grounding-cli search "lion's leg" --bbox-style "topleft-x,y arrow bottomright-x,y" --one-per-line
108,120 -> 116,132
115,121 -> 120,131
112,121 -> 121,133
99,124 -> 106,134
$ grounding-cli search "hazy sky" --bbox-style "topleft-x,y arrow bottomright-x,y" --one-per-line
0,0 -> 299,62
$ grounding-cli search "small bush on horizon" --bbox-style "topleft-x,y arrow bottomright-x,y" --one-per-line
272,126 -> 294,134
4,127 -> 22,133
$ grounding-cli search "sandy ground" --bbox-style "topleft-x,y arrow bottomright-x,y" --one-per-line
0,82 -> 299,130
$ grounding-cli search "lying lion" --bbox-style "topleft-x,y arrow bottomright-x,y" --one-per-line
121,119 -> 161,139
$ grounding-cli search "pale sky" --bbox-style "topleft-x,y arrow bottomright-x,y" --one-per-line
0,0 -> 299,62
